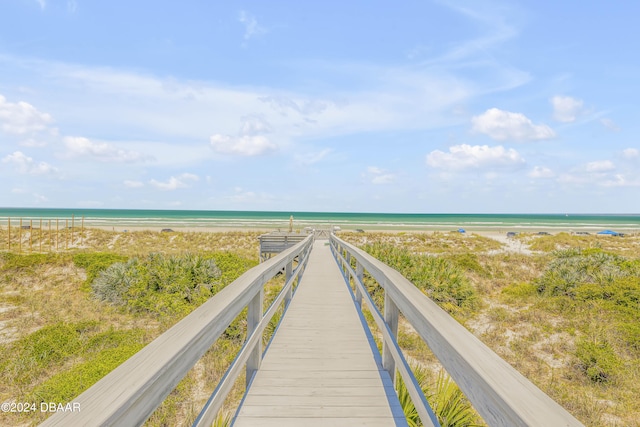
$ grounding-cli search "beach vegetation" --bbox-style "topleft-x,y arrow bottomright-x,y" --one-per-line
91,253 -> 221,317
396,364 -> 481,427
522,232 -> 640,257
72,252 -> 128,291
360,242 -> 479,316
0,230 -> 261,425
89,252 -> 255,319
0,321 -> 150,424
0,252 -> 71,271
3,228 -> 640,425
536,248 -> 639,298
339,231 -> 502,255
341,230 -> 640,425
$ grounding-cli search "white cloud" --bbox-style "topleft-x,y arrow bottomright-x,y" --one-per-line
2,151 -> 58,175
426,144 -> 525,170
585,160 -> 615,172
529,166 -> 555,178
365,166 -> 396,185
0,94 -> 53,135
551,96 -> 583,123
123,180 -> 144,188
600,118 -> 620,132
239,10 -> 267,41
149,173 -> 199,191
64,136 -> 151,162
67,0 -> 77,13
36,0 -> 46,10
210,116 -> 277,156
210,134 -> 277,156
3,54 -> 520,152
471,108 -> 555,141
239,115 -> 273,135
622,148 -> 639,159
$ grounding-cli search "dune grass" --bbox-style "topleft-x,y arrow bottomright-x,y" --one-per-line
0,229 -> 262,426
2,228 -> 639,425
340,231 -> 640,426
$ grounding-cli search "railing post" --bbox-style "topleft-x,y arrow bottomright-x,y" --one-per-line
246,289 -> 264,387
355,261 -> 364,307
345,251 -> 351,279
284,260 -> 293,306
382,289 -> 399,385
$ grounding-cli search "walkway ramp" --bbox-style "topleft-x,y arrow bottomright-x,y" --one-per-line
234,241 -> 407,426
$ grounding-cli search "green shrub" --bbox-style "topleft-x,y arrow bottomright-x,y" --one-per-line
575,337 -> 621,383
29,331 -> 145,403
537,249 -> 637,297
396,365 -> 480,427
618,323 -> 640,352
446,253 -> 489,277
0,321 -> 102,389
210,252 -> 258,289
0,252 -> 71,271
91,253 -> 225,317
362,243 -> 478,314
1,323 -> 90,386
73,252 -> 128,291
502,282 -> 538,299
430,370 -> 481,427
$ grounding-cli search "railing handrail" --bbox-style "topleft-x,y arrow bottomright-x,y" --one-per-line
40,235 -> 314,427
330,234 -> 584,427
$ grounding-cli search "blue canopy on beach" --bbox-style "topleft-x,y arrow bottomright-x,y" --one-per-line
597,230 -> 619,235
458,228 -> 466,233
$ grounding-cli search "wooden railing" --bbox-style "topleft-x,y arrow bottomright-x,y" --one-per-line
40,235 -> 314,427
330,234 -> 584,427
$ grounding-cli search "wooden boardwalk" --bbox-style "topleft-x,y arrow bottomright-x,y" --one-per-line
233,241 -> 408,427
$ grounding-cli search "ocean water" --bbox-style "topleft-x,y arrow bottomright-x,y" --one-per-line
0,208 -> 639,232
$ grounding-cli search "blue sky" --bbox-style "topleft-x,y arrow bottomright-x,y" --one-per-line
1,0 -> 639,213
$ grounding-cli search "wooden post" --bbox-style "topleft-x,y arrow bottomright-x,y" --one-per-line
49,220 -> 52,252
81,216 -> 85,247
246,290 -> 264,387
39,219 -> 42,252
56,219 -> 59,251
19,218 -> 22,253
382,291 -> 399,385
71,214 -> 75,247
285,261 -> 293,307
29,219 -> 33,252
345,252 -> 351,281
7,217 -> 10,251
65,219 -> 68,250
355,261 -> 364,308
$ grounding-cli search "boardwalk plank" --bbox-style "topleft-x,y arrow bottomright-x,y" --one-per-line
233,241 -> 407,427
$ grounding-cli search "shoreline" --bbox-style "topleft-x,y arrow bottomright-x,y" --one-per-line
2,212 -> 638,237
79,225 -> 638,241
6,222 -> 638,234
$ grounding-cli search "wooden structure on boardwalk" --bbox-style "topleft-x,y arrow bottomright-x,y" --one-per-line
258,227 -> 334,262
41,235 -> 585,427
258,232 -> 308,262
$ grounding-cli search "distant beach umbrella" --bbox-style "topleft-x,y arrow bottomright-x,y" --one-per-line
597,230 -> 619,235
